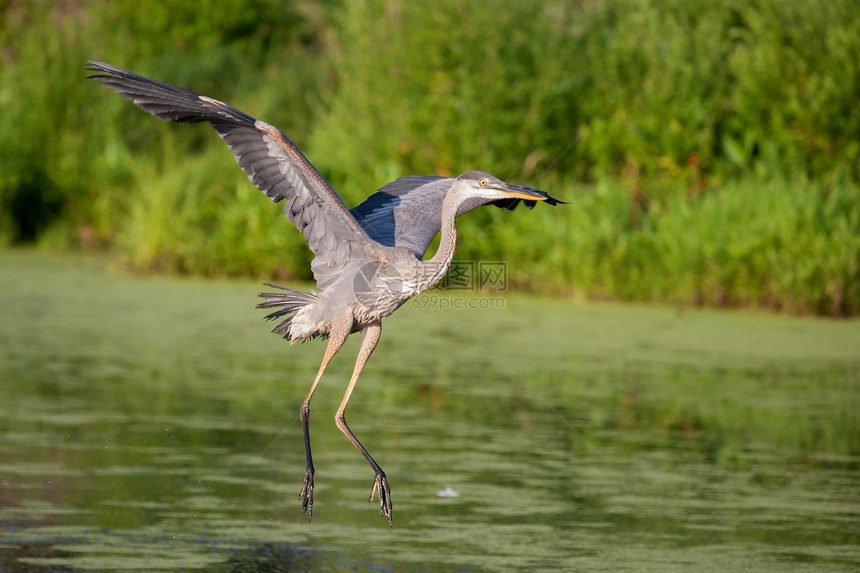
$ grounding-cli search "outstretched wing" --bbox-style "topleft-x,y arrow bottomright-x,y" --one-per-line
86,61 -> 377,288
351,175 -> 562,259
351,176 -> 453,259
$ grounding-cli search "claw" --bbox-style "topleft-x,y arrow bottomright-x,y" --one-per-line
300,466 -> 314,521
369,471 -> 393,525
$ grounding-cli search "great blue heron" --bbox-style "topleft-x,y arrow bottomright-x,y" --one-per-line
86,61 -> 563,525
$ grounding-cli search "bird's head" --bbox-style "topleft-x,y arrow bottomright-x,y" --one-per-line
450,171 -> 563,213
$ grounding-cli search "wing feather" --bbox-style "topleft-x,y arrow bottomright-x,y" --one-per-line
351,177 -> 451,259
351,175 -> 558,260
86,61 -> 377,287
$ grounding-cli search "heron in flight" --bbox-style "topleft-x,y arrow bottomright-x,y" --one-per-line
87,61 -> 563,525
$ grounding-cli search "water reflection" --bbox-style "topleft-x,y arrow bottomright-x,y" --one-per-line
1,253 -> 858,571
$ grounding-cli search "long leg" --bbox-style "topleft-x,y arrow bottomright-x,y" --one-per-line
299,320 -> 350,521
333,321 -> 392,524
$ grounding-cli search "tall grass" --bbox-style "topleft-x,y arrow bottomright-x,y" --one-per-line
495,175 -> 859,316
309,0 -> 860,191
1,0 -> 328,247
1,0 -> 858,315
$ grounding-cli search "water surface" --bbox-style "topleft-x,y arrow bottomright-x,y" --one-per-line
0,251 -> 858,571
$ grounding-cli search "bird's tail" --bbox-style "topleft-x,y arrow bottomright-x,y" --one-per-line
256,283 -> 319,340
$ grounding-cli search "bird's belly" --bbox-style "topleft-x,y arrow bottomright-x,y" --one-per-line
352,288 -> 415,326
286,283 -> 416,340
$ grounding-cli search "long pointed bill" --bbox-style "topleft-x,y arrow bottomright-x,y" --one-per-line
490,182 -> 550,202
485,180 -> 565,211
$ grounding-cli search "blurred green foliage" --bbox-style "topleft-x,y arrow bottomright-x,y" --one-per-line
0,0 -> 858,314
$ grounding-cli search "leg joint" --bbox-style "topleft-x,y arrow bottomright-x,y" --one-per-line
334,410 -> 347,431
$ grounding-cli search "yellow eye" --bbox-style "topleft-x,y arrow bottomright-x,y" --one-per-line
480,179 -> 487,186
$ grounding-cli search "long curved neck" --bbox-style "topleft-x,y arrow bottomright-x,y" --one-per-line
416,195 -> 460,291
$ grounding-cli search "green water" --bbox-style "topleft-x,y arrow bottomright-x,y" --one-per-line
0,251 -> 858,572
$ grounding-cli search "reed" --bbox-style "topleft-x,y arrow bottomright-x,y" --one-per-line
1,0 -> 857,315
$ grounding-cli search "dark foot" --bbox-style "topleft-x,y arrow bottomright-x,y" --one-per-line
369,471 -> 392,526
300,466 -> 314,520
